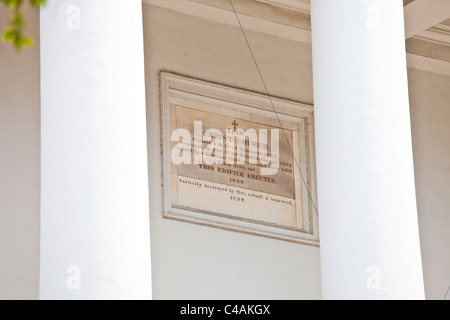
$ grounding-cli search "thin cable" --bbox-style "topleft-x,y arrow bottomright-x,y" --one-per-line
229,0 -> 319,217
444,286 -> 450,300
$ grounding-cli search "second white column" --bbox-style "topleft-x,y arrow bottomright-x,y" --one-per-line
311,0 -> 425,299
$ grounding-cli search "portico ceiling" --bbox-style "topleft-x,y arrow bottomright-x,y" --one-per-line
143,0 -> 450,75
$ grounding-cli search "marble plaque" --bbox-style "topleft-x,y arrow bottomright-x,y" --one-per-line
160,72 -> 318,244
171,104 -> 301,229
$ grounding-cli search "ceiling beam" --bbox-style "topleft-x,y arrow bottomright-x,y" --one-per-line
406,53 -> 450,76
404,0 -> 450,39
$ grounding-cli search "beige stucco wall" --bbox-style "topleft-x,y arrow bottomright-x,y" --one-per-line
408,68 -> 450,300
0,6 -> 40,299
143,5 -> 322,299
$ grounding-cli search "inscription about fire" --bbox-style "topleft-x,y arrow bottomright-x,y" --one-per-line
171,105 -> 303,230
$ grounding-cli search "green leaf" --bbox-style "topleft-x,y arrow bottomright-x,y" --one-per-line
30,0 -> 46,7
4,0 -> 23,9
12,11 -> 24,27
21,36 -> 32,47
13,36 -> 21,50
2,28 -> 14,41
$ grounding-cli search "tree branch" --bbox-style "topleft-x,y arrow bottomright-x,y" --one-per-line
1,0 -> 46,51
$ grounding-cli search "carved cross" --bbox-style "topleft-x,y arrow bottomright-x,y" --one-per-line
231,120 -> 239,131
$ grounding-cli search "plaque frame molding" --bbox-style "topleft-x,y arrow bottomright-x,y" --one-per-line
160,71 -> 319,245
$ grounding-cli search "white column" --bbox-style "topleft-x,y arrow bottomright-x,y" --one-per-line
311,1 -> 425,299
40,0 -> 152,299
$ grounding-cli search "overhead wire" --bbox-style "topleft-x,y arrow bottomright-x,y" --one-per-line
229,0 -> 320,218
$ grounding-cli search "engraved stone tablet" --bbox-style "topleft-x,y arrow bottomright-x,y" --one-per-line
160,72 -> 318,245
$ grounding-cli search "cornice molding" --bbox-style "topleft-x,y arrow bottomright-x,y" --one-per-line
407,53 -> 450,76
414,23 -> 450,47
255,0 -> 310,14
